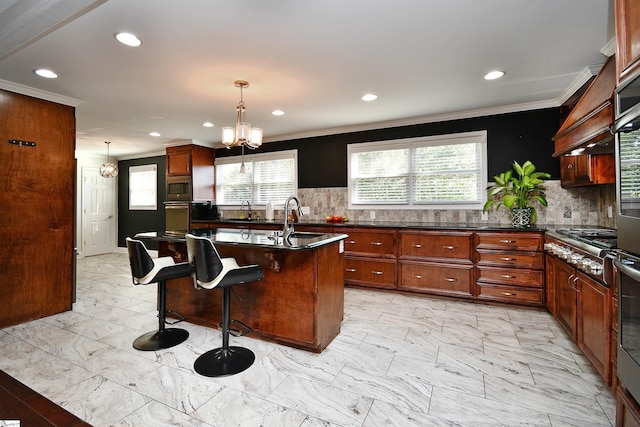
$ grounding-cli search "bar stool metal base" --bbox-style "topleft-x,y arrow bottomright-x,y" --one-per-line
194,346 -> 255,377
133,328 -> 189,351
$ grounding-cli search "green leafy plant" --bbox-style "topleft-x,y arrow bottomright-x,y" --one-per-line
483,160 -> 551,221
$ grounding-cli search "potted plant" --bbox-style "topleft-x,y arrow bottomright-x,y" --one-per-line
483,160 -> 551,228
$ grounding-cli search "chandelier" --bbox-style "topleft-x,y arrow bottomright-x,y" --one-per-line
221,80 -> 263,149
99,141 -> 118,178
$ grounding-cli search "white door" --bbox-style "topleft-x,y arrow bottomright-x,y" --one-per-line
82,167 -> 116,256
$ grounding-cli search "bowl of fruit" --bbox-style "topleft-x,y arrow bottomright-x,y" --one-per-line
325,214 -> 348,223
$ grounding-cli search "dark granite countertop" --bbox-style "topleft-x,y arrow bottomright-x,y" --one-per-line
194,218 -> 552,232
135,228 -> 349,250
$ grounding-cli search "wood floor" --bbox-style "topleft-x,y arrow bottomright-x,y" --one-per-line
0,369 -> 90,427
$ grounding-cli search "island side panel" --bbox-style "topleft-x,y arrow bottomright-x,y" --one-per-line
314,241 -> 345,349
161,241 -> 344,352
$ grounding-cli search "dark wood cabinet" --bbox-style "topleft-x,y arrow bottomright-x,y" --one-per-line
560,154 -> 615,188
398,230 -> 474,298
0,90 -> 76,328
618,386 -> 640,427
475,231 -> 545,306
616,0 -> 640,83
577,271 -> 611,382
552,255 -> 579,340
166,144 -> 215,200
343,228 -> 397,289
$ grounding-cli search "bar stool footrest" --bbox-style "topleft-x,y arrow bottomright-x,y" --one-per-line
228,319 -> 253,337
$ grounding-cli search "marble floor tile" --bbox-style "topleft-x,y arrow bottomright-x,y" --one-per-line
112,400 -> 214,427
51,374 -> 150,426
267,376 -> 374,426
0,252 -> 617,426
193,386 -> 309,427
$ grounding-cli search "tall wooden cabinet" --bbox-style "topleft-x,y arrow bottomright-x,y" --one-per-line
616,0 -> 640,83
166,144 -> 215,200
0,90 -> 76,328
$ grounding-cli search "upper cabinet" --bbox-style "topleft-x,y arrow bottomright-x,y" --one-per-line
615,0 -> 640,84
166,144 -> 215,200
552,57 -> 616,156
560,154 -> 615,188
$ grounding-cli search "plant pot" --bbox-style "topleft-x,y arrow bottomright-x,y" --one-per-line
511,207 -> 533,229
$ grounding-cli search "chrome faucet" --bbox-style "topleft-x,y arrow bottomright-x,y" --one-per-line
241,200 -> 252,221
283,195 -> 302,241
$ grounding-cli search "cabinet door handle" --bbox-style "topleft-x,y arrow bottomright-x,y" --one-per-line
412,243 -> 422,248
501,274 -> 516,279
499,239 -> 515,244
573,276 -> 580,292
444,277 -> 457,282
346,268 -> 357,272
443,245 -> 457,250
501,292 -> 516,296
414,275 -> 423,279
371,270 -> 383,275
500,257 -> 516,261
346,240 -> 356,244
371,242 -> 383,246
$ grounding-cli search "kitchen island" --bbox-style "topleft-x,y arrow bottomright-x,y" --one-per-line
138,228 -> 348,352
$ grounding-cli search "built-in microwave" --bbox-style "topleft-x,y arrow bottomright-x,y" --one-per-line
166,176 -> 191,201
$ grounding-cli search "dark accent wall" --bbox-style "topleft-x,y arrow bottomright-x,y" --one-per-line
216,108 -> 562,187
117,156 -> 166,250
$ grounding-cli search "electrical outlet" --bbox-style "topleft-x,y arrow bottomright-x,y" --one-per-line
481,211 -> 489,221
370,211 -> 376,220
301,206 -> 310,215
608,206 -> 613,218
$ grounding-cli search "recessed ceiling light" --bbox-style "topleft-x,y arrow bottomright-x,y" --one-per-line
202,122 -> 214,127
115,32 -> 142,47
484,70 -> 505,80
149,132 -> 161,137
272,110 -> 285,116
34,69 -> 58,79
362,94 -> 378,101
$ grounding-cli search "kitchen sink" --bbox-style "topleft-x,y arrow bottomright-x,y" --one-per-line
288,232 -> 323,238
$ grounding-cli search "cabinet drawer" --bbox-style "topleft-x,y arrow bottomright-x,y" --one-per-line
343,229 -> 396,258
344,257 -> 396,289
476,250 -> 543,269
400,230 -> 473,261
399,261 -> 473,297
476,283 -> 544,306
476,232 -> 543,251
477,266 -> 543,287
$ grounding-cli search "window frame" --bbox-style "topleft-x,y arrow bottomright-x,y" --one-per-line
347,131 -> 488,210
128,164 -> 158,210
215,149 -> 298,208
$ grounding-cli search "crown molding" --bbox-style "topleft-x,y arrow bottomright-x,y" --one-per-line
0,79 -> 82,107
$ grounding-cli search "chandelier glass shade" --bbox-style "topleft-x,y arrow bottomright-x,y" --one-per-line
99,141 -> 118,178
221,80 -> 263,149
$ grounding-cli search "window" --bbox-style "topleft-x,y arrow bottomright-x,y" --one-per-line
216,150 -> 297,206
348,131 -> 487,209
129,164 -> 157,210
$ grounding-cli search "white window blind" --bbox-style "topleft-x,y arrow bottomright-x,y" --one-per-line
129,164 -> 157,210
348,131 -> 487,209
619,129 -> 640,215
216,150 -> 297,206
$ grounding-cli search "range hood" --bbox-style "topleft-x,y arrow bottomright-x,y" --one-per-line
552,56 -> 616,157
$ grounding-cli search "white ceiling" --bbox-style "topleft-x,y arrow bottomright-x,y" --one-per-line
0,0 -> 615,159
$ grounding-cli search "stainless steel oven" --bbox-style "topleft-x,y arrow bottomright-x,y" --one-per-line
166,176 -> 191,201
613,68 -> 640,404
613,70 -> 640,256
614,253 -> 640,403
164,202 -> 189,235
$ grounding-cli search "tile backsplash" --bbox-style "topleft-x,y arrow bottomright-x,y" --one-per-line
225,181 -> 617,228
299,181 -> 617,228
